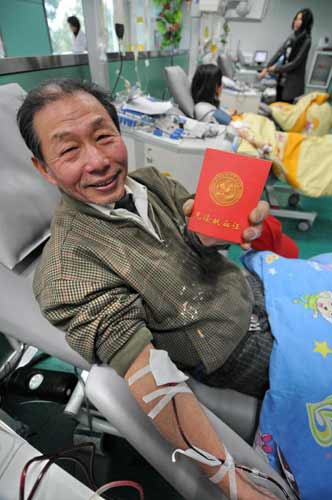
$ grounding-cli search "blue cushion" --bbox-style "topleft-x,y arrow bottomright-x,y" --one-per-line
243,251 -> 332,499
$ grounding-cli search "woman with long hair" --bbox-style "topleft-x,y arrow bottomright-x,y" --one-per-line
191,63 -> 236,125
258,9 -> 314,102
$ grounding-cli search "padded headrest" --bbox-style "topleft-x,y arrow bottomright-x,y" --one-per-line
0,83 -> 60,269
217,53 -> 235,79
164,66 -> 194,118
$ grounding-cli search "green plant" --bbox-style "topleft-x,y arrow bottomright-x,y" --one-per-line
220,21 -> 230,46
153,0 -> 183,49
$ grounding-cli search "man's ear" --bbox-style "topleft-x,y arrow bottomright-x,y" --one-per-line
31,156 -> 58,186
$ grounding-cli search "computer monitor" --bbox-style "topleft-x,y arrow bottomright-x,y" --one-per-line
254,50 -> 268,65
307,50 -> 332,89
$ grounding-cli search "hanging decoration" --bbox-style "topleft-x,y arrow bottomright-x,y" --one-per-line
153,0 -> 184,49
220,20 -> 230,48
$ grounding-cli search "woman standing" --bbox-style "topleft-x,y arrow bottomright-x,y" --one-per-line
259,9 -> 314,103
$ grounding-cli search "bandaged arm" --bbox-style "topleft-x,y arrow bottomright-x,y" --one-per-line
125,344 -> 276,500
232,124 -> 272,154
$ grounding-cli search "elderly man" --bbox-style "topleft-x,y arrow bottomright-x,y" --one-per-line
17,79 -> 275,499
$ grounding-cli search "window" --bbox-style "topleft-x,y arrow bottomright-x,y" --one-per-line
44,0 -> 190,56
44,0 -> 85,54
103,0 -> 119,52
0,31 -> 5,58
45,0 -> 119,54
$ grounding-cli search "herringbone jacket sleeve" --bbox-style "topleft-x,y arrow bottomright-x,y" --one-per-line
34,274 -> 152,375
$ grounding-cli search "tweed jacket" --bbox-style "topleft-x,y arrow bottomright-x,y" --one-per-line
33,167 -> 253,376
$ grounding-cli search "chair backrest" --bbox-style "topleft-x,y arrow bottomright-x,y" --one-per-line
0,82 -> 89,370
164,65 -> 195,117
217,53 -> 235,79
0,83 -> 60,271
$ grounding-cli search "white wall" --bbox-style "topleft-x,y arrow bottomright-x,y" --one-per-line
227,0 -> 332,75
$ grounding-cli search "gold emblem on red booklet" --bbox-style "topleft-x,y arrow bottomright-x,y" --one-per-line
209,171 -> 244,207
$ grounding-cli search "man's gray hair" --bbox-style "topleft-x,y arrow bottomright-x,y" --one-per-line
17,78 -> 120,164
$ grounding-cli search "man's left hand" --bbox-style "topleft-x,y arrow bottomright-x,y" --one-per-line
183,199 -> 269,251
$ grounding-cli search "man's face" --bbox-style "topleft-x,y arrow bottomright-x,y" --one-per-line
32,92 -> 128,205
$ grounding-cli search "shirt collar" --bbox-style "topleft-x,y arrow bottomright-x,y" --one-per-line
88,176 -> 147,217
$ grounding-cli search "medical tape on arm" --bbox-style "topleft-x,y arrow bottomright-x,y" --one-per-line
172,446 -> 237,500
127,364 -> 151,386
128,350 -> 237,498
142,383 -> 191,420
210,447 -> 237,500
128,349 -> 191,419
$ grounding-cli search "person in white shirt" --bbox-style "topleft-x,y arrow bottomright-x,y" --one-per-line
67,15 -> 87,54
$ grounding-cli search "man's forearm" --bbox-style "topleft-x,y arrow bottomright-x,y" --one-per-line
124,344 -> 275,500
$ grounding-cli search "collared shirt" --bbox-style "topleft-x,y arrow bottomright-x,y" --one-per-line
89,177 -> 160,241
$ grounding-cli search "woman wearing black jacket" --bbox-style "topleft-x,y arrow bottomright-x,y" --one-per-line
259,9 -> 314,103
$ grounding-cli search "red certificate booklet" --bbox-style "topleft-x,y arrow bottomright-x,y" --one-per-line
188,148 -> 272,244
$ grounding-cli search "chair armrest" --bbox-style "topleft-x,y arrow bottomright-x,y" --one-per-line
86,365 -> 293,500
187,377 -> 261,444
86,365 -> 225,500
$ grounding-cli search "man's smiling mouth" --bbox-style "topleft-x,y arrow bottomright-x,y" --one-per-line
88,171 -> 120,189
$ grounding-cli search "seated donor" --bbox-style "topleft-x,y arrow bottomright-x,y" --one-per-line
18,79 -> 281,500
191,64 -> 267,149
191,63 -> 238,126
191,64 -> 299,259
